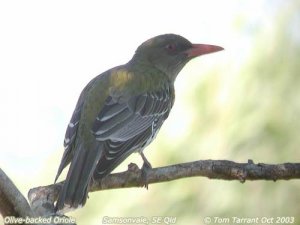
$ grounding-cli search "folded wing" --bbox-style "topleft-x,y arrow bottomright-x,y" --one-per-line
92,87 -> 173,178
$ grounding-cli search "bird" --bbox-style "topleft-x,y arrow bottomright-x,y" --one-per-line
54,33 -> 223,211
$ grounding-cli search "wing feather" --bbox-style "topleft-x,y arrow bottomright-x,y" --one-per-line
55,76 -> 99,182
91,87 -> 173,178
92,88 -> 171,141
93,127 -> 153,178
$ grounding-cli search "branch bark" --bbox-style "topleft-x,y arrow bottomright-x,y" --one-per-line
0,168 -> 35,218
1,160 -> 300,221
27,159 -> 300,216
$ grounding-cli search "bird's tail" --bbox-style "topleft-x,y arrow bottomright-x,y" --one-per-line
55,142 -> 102,212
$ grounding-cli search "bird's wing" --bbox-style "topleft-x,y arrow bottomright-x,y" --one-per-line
92,87 -> 173,178
92,87 -> 172,141
54,77 -> 98,182
93,128 -> 154,178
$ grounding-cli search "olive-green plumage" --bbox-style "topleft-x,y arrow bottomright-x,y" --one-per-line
55,34 -> 223,211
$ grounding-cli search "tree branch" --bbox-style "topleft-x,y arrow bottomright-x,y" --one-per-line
1,159 -> 300,222
0,168 -> 35,218
28,159 -> 300,215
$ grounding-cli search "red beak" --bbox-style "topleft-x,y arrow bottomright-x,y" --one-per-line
185,44 -> 224,58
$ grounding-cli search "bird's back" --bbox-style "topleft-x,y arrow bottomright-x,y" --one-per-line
55,64 -> 175,211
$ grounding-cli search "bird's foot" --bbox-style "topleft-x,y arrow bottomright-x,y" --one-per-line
141,162 -> 152,189
140,152 -> 152,189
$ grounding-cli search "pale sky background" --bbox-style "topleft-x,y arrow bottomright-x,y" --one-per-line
0,0 -> 282,192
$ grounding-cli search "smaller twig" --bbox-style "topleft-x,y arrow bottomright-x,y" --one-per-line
28,183 -> 62,217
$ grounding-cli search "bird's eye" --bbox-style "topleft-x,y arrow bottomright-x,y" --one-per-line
165,43 -> 176,52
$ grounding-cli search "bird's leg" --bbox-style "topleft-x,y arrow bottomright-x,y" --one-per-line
140,152 -> 152,189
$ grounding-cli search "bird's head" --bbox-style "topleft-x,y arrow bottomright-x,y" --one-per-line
131,34 -> 223,82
